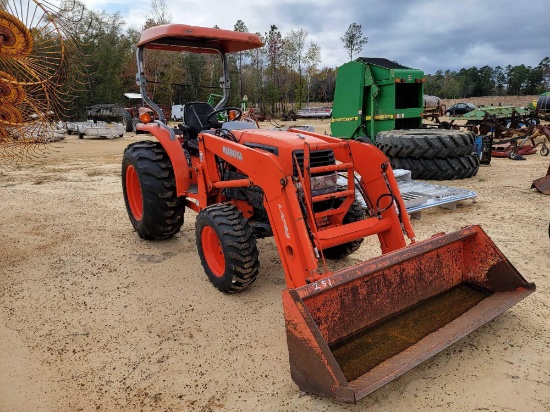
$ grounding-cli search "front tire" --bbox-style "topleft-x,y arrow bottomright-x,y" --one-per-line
508,149 -> 519,160
196,204 -> 260,293
122,140 -> 185,240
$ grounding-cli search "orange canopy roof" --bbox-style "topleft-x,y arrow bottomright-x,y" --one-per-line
137,24 -> 264,54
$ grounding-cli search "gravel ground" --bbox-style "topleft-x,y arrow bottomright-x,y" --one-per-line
1,105 -> 549,411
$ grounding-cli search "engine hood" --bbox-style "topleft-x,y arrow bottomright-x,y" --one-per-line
230,129 -> 336,175
234,129 -> 328,151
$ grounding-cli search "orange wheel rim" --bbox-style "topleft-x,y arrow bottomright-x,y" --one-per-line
125,165 -> 143,220
201,226 -> 225,277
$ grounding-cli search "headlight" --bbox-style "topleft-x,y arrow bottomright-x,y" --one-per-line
311,172 -> 338,191
295,172 -> 338,192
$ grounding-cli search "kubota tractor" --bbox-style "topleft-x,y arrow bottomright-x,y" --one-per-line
121,24 -> 535,403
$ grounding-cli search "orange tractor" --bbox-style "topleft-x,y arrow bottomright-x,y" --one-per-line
122,24 -> 535,403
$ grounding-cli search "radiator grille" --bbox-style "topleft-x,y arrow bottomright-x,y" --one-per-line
292,149 -> 335,176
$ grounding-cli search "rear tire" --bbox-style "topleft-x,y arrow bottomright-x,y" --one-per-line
375,129 -> 475,159
196,204 -> 260,293
322,200 -> 366,259
122,140 -> 185,240
390,155 -> 480,180
122,110 -> 134,132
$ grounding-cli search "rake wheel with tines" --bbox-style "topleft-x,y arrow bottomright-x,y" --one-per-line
0,0 -> 93,162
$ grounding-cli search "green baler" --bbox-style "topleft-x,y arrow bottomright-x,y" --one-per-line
331,58 -> 425,141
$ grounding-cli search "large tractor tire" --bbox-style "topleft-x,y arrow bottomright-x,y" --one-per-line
323,200 -> 366,260
122,110 -> 134,132
390,155 -> 480,180
195,204 -> 260,293
376,129 -> 475,159
133,118 -> 144,134
122,140 -> 185,240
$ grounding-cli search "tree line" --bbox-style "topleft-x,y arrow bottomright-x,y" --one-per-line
424,59 -> 550,99
66,0 -> 334,119
65,1 -> 549,119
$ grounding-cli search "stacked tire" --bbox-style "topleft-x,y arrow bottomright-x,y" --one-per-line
375,129 -> 479,180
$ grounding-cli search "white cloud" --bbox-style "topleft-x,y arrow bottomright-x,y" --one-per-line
79,0 -> 550,73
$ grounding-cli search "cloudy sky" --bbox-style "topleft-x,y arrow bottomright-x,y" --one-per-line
80,0 -> 549,75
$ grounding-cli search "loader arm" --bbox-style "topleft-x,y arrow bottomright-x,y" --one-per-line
197,130 -> 417,287
198,132 -> 322,288
288,130 -> 416,245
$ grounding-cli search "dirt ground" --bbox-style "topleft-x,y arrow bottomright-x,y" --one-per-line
1,105 -> 549,411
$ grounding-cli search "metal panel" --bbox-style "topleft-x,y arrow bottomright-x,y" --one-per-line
331,61 -> 366,139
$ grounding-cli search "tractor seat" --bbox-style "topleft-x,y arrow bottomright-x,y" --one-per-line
183,102 -> 215,139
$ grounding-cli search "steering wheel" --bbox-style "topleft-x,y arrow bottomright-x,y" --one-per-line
206,107 -> 243,126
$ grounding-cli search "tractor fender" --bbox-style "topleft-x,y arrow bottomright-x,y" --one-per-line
136,122 -> 190,196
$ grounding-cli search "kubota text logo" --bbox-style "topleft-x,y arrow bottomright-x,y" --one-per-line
222,146 -> 243,161
278,204 -> 290,239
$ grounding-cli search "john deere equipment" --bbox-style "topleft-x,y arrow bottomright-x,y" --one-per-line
121,24 -> 535,403
331,58 -> 424,141
330,58 -> 480,180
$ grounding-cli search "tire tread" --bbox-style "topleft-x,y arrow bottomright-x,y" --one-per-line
196,204 -> 260,293
376,129 -> 475,159
122,140 -> 185,239
389,155 -> 480,180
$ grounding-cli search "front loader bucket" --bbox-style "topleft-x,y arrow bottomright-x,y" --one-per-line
282,225 -> 535,403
